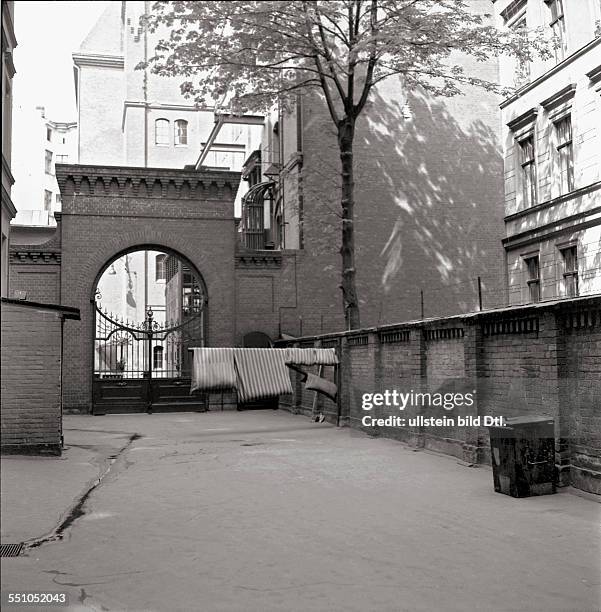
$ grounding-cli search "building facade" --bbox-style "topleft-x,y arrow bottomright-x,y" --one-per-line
11,106 -> 77,222
2,0 -> 17,297
495,0 -> 601,305
72,1 -> 260,177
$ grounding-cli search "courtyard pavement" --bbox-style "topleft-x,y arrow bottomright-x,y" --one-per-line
1,410 -> 599,612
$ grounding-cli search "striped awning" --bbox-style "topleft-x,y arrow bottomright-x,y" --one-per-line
190,347 -> 338,401
233,348 -> 293,402
284,347 -> 338,366
190,348 -> 237,394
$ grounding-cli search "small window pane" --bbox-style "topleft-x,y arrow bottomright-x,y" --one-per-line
155,254 -> 166,281
525,255 -> 540,303
519,136 -> 536,207
155,119 -> 170,145
561,246 -> 578,297
174,120 -> 188,145
153,346 -> 164,369
45,150 -> 53,173
512,16 -> 530,86
555,116 -> 574,194
44,190 -> 52,211
556,116 -> 571,144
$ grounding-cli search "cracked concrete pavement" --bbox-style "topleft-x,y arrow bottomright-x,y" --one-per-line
1,411 -> 599,612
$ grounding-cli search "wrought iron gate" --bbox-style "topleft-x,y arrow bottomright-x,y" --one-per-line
93,302 -> 206,414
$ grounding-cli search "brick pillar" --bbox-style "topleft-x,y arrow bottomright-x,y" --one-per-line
462,318 -> 483,464
410,326 -> 426,448
348,332 -> 378,434
540,311 -> 569,487
338,336 -> 351,426
551,309 -> 571,487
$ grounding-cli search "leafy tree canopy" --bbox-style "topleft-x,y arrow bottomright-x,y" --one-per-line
144,0 -> 548,121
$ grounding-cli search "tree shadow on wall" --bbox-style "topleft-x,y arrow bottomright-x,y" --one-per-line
302,82 -> 507,330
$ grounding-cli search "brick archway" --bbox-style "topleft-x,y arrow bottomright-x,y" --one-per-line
56,164 -> 240,413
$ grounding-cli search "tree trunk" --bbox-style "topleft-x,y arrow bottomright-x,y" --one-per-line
338,118 -> 361,330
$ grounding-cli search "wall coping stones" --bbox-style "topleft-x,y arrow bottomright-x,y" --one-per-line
274,294 -> 601,345
1,297 -> 80,319
55,164 -> 241,200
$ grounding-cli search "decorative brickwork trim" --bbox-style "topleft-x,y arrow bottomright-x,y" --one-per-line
235,254 -> 282,268
10,251 -> 61,265
55,164 -> 241,201
423,327 -> 464,341
560,308 -> 601,331
347,334 -> 369,347
482,316 -> 539,336
379,329 -> 410,344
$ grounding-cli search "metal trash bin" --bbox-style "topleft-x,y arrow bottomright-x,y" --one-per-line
488,416 -> 556,498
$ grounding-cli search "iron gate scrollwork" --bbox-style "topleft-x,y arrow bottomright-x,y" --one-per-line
93,297 -> 206,414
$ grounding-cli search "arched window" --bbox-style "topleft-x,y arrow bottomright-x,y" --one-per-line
155,119 -> 170,145
155,254 -> 166,281
174,119 -> 188,145
153,345 -> 164,369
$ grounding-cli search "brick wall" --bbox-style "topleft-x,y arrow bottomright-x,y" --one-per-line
55,165 -> 240,412
278,295 -> 601,495
290,58 -> 506,332
9,265 -> 60,302
559,305 -> 601,494
0,302 -> 64,454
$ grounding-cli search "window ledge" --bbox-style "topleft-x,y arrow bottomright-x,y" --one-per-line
504,181 -> 601,222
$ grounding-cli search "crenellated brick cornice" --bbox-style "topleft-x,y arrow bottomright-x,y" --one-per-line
55,164 -> 242,201
10,249 -> 61,265
235,253 -> 282,268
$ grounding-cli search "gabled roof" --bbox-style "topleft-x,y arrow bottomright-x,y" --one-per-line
75,1 -> 123,57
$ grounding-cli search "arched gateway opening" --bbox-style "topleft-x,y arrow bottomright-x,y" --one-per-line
55,164 -> 240,414
92,247 -> 208,414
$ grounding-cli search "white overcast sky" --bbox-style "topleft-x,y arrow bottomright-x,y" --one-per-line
13,0 -> 109,121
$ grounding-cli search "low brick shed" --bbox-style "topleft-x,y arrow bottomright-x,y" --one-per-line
278,295 -> 601,495
1,298 -> 80,455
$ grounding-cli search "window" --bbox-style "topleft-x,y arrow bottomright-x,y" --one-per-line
46,127 -> 52,141
153,346 -> 164,369
44,190 -> 52,211
155,254 -> 166,281
513,16 -> 530,86
546,0 -> 566,63
524,255 -> 540,303
45,150 -> 53,174
155,119 -> 170,145
561,246 -> 578,297
55,194 -> 61,204
56,154 -> 68,163
518,135 -> 536,208
555,116 -> 574,194
174,119 -> 188,145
